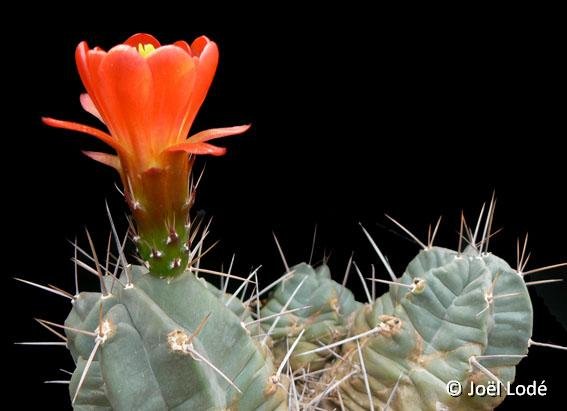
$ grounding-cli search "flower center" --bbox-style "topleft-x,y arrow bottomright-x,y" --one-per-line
137,43 -> 156,57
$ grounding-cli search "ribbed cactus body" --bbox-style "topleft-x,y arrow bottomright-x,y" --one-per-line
329,246 -> 533,411
66,266 -> 288,410
261,263 -> 361,371
59,244 -> 537,411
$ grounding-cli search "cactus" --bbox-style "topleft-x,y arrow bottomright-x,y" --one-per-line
18,31 -> 565,410
260,262 -> 361,371
258,220 -> 563,410
320,245 -> 533,410
27,212 -> 564,410
66,266 -> 287,410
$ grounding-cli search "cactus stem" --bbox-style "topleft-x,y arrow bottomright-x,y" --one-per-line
245,306 -> 312,327
263,278 -> 307,346
309,224 -> 318,265
298,324 -> 386,357
275,329 -> 305,381
14,278 -> 74,300
385,214 -> 427,250
15,341 -> 67,346
525,279 -> 563,286
529,339 -> 567,351
272,231 -> 291,274
360,224 -> 397,282
384,372 -> 404,411
356,340 -> 375,411
353,261 -> 373,304
469,355 -> 507,392
521,262 -> 567,276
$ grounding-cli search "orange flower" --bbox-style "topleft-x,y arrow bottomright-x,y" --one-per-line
44,33 -> 249,277
44,33 -> 248,171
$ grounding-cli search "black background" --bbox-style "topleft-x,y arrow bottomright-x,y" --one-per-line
4,5 -> 566,410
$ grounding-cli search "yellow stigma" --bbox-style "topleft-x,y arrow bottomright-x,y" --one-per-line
138,43 -> 156,58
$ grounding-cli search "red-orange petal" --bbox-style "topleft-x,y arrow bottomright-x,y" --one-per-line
167,141 -> 227,156
179,38 -> 219,138
75,42 -> 95,100
190,36 -> 211,56
94,45 -> 153,159
76,43 -> 109,126
42,117 -> 126,153
82,150 -> 122,171
173,40 -> 193,56
145,45 -> 197,147
187,124 -> 251,143
123,33 -> 161,48
80,93 -> 104,123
